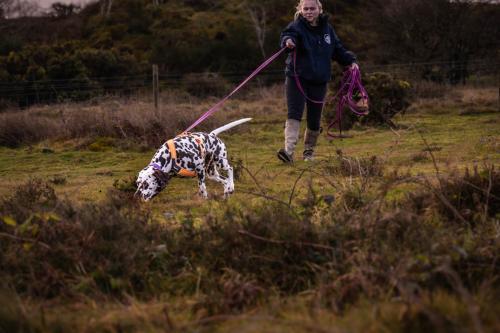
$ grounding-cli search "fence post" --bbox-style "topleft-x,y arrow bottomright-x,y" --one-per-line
152,64 -> 159,112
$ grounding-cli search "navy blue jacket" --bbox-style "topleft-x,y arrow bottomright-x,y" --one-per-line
280,14 -> 356,84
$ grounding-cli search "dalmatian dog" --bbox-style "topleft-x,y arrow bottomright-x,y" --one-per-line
135,118 -> 251,201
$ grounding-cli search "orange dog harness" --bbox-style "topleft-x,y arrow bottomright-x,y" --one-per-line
166,134 -> 205,178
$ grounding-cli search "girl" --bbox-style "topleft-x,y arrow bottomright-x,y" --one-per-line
278,0 -> 358,162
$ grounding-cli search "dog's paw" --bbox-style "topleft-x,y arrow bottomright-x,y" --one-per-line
198,183 -> 209,199
223,189 -> 234,199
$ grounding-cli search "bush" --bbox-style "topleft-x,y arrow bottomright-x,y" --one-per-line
0,164 -> 498,327
0,180 -> 156,298
408,165 -> 500,224
0,42 -> 145,107
362,72 -> 411,125
1,166 -> 498,310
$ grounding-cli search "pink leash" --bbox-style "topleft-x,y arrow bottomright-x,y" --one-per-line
292,49 -> 369,138
183,47 -> 287,133
292,50 -> 327,105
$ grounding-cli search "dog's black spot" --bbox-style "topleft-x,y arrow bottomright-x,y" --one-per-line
214,145 -> 221,156
157,156 -> 166,165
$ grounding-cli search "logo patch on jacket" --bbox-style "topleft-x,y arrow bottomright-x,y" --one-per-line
324,34 -> 331,44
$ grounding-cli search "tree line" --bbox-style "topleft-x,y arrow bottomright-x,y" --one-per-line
0,0 -> 498,106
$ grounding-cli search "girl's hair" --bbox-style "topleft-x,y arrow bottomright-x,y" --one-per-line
294,0 -> 323,20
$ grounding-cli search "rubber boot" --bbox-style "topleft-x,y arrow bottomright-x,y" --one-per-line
277,119 -> 300,163
303,128 -> 320,161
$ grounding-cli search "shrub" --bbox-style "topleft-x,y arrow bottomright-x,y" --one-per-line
408,165 -> 500,224
0,42 -> 145,107
0,180 -> 157,298
0,166 -> 498,321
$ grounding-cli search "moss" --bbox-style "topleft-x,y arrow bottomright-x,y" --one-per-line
87,136 -> 116,152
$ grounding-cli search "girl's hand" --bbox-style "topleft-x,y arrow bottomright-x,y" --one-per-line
350,63 -> 359,70
285,39 -> 296,49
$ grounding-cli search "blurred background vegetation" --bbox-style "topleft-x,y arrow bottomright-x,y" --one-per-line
0,0 -> 498,108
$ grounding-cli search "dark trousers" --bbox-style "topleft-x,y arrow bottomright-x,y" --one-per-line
285,76 -> 327,131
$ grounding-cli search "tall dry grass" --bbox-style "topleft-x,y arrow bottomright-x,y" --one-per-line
0,85 -> 285,148
1,80 -> 495,149
408,85 -> 498,114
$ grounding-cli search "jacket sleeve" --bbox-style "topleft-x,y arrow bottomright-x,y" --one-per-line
280,21 -> 299,49
330,27 -> 356,66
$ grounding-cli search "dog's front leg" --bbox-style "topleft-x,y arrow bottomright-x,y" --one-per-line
197,169 -> 208,199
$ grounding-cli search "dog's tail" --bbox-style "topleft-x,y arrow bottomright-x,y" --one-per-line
210,118 -> 252,136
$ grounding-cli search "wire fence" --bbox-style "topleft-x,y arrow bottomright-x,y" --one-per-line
0,59 -> 498,106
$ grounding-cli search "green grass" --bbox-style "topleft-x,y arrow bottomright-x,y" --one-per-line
3,90 -> 497,211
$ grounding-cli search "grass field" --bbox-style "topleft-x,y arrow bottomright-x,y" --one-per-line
0,87 -> 497,208
0,86 -> 498,332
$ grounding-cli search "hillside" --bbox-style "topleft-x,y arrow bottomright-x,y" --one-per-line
0,15 -> 84,49
0,0 -> 498,108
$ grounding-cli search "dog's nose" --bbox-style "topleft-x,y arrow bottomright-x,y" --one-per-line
134,189 -> 151,202
134,188 -> 142,200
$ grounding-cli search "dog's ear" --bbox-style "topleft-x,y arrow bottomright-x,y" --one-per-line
153,169 -> 170,189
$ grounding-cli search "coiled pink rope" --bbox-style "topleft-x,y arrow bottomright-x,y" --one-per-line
292,50 -> 369,138
326,64 -> 369,138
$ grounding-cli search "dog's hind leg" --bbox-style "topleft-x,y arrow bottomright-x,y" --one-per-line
216,158 -> 234,198
207,166 -> 227,185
